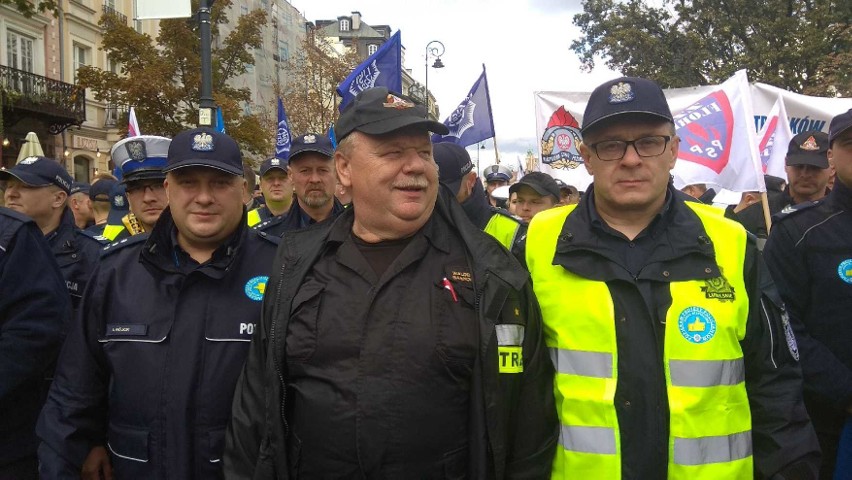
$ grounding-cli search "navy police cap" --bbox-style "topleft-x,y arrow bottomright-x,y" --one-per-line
164,127 -> 243,176
581,77 -> 673,135
0,156 -> 72,194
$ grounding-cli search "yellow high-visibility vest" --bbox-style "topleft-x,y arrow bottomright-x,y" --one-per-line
247,208 -> 262,227
483,212 -> 520,251
526,202 -> 753,479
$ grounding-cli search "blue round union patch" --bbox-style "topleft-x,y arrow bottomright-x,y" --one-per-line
678,306 -> 717,344
244,276 -> 269,301
838,259 -> 852,285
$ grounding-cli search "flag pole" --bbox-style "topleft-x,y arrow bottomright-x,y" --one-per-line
761,191 -> 772,236
492,136 -> 501,165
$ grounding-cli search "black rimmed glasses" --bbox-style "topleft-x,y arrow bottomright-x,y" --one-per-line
589,135 -> 672,161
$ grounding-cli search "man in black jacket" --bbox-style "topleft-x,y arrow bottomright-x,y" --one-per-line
0,207 -> 70,479
225,87 -> 558,479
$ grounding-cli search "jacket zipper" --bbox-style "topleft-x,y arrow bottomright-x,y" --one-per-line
270,259 -> 290,437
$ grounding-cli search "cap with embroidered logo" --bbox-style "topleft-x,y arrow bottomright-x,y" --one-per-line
581,77 -> 673,135
482,164 -> 512,183
163,127 -> 243,176
786,130 -> 829,168
433,143 -> 473,195
509,171 -> 560,202
112,135 -> 172,183
259,157 -> 288,176
289,133 -> 335,163
334,87 -> 449,141
105,183 -> 130,226
70,182 -> 90,195
0,156 -> 72,193
829,109 -> 852,145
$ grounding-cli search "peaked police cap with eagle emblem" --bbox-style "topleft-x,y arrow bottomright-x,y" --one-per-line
581,77 -> 674,135
111,135 -> 172,183
334,87 -> 449,141
163,127 -> 243,176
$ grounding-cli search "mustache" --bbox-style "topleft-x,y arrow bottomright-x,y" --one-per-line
392,176 -> 429,189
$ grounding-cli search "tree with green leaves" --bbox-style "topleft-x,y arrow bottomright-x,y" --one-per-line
277,35 -> 360,135
77,0 -> 271,155
572,0 -> 850,95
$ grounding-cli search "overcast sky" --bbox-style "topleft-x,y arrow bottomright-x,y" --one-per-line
291,0 -> 621,170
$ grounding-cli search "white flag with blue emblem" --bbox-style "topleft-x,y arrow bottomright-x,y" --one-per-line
432,65 -> 495,148
337,31 -> 402,111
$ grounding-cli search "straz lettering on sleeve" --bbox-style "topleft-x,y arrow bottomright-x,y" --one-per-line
106,324 -> 148,336
498,346 -> 523,373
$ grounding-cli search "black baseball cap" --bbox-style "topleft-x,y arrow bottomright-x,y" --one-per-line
433,143 -> 473,195
90,178 -> 118,202
786,130 -> 829,168
163,128 -> 243,176
829,109 -> 852,145
259,157 -> 288,176
70,182 -> 90,195
509,172 -> 560,202
289,133 -> 334,163
335,87 -> 449,141
0,156 -> 72,193
581,77 -> 673,135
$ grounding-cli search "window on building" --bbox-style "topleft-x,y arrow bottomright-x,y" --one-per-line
73,44 -> 90,84
240,5 -> 248,15
340,19 -> 349,31
278,40 -> 289,61
74,156 -> 91,182
367,43 -> 378,56
6,30 -> 35,93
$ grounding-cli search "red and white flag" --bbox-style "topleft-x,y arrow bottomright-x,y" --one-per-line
128,107 -> 141,137
671,70 -> 765,192
756,94 -> 792,181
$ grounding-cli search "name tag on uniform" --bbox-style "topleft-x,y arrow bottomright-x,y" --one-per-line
106,324 -> 147,336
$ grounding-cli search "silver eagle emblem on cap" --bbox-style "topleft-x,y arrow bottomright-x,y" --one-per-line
192,133 -> 214,152
125,141 -> 147,161
609,82 -> 635,104
303,134 -> 316,144
113,195 -> 125,207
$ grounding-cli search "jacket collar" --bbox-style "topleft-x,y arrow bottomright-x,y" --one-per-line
826,178 -> 852,211
555,183 -> 721,282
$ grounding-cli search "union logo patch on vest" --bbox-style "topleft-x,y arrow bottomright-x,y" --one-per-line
678,306 -> 717,344
244,276 -> 268,301
837,259 -> 852,284
701,275 -> 735,301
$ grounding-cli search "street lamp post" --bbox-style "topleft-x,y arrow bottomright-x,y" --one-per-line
198,0 -> 215,127
424,40 -> 445,119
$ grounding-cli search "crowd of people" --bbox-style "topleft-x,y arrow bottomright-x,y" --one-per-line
0,78 -> 850,480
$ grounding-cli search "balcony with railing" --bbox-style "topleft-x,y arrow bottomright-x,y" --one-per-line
102,3 -> 127,25
0,65 -> 86,134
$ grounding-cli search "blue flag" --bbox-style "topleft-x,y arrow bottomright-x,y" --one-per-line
337,31 -> 402,111
432,66 -> 496,147
276,98 -> 292,160
214,107 -> 226,134
328,123 -> 337,149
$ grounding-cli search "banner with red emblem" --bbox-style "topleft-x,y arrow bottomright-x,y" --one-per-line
535,71 -> 852,192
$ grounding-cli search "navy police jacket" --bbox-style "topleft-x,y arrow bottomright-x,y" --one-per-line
0,208 -> 69,466
37,207 -> 279,479
47,208 -> 102,317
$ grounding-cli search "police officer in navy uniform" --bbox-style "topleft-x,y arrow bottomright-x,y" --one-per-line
82,178 -> 117,240
247,156 -> 293,235
36,128 -> 280,479
225,87 -> 557,478
68,182 -> 94,229
765,109 -> 852,479
434,142 -> 526,257
1,156 -> 101,316
482,163 -> 512,207
0,207 -> 70,479
113,135 -> 171,236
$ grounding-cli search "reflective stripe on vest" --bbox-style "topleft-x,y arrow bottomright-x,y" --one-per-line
527,203 -> 753,479
247,208 -> 261,227
483,213 -> 519,251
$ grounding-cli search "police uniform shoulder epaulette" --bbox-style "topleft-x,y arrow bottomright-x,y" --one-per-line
489,206 -> 523,223
771,201 -> 821,223
78,228 -> 110,245
101,233 -> 148,256
249,227 -> 281,246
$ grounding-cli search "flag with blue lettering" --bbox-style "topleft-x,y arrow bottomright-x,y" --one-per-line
214,107 -> 226,134
432,66 -> 496,148
337,31 -> 402,111
275,98 -> 291,161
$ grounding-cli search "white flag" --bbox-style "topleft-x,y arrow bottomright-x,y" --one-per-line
756,94 -> 792,181
128,107 -> 141,137
671,70 -> 765,192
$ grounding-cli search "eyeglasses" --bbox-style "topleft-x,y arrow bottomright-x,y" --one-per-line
126,182 -> 165,195
589,135 -> 672,161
